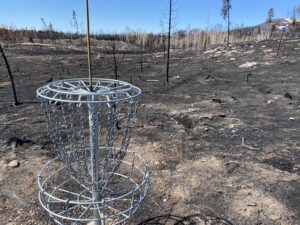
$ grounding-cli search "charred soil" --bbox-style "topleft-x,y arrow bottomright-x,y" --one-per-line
0,38 -> 300,225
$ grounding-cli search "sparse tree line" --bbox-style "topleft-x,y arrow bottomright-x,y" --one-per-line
0,5 -> 299,51
0,3 -> 300,49
1,23 -> 297,49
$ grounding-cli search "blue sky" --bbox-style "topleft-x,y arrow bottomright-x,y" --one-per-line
0,0 -> 298,33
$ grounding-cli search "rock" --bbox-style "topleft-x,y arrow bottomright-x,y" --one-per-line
6,222 -> 17,225
239,62 -> 258,68
8,160 -> 19,168
289,117 -> 295,121
267,100 -> 273,104
284,92 -> 293,99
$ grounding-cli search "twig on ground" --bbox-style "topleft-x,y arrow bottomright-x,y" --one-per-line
241,137 -> 258,150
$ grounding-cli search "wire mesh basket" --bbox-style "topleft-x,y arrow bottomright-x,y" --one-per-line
36,78 -> 148,224
37,78 -> 141,192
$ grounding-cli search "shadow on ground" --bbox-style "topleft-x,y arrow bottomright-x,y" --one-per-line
139,212 -> 234,225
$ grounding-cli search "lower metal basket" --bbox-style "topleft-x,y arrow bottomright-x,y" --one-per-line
37,151 -> 149,225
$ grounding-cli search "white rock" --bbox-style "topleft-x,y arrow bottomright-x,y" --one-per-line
263,49 -> 272,53
204,49 -> 217,54
239,62 -> 258,68
267,100 -> 273,104
289,117 -> 295,121
8,160 -> 19,168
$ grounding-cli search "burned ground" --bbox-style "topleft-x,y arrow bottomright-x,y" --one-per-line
0,38 -> 299,225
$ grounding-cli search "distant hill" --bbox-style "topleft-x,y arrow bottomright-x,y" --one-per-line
229,18 -> 300,39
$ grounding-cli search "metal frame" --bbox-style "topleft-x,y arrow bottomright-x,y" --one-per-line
37,152 -> 149,224
37,78 -> 141,104
37,78 -> 148,224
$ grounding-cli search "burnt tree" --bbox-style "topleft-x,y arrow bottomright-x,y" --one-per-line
0,45 -> 20,106
221,0 -> 232,46
165,0 -> 177,83
110,41 -> 118,80
140,39 -> 144,73
267,8 -> 275,23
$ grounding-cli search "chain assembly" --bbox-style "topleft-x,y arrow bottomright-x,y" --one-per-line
36,78 -> 149,224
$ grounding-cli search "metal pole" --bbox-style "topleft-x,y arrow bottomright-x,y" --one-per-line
85,0 -> 104,225
86,0 -> 93,91
88,96 -> 102,225
86,1 -> 103,224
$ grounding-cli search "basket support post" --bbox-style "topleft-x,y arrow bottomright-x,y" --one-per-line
88,98 -> 104,225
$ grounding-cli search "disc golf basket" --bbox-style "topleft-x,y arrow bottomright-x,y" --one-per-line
36,78 -> 149,224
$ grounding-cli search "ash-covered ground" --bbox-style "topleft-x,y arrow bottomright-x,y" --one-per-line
0,38 -> 299,225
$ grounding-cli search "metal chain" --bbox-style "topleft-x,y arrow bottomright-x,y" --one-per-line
38,90 -> 140,193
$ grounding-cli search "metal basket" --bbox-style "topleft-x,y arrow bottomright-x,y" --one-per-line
37,78 -> 148,224
37,151 -> 149,225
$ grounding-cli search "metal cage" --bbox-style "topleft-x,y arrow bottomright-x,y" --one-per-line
36,78 -> 149,224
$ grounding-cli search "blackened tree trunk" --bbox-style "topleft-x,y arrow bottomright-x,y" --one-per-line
166,0 -> 172,83
277,28 -> 285,56
0,45 -> 20,106
163,36 -> 166,58
140,40 -> 144,73
221,0 -> 231,46
111,43 -> 118,80
227,9 -> 230,46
